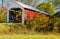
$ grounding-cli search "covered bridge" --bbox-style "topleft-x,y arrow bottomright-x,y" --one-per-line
7,1 -> 51,24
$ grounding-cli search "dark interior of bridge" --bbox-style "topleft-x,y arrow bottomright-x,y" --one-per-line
9,8 -> 22,23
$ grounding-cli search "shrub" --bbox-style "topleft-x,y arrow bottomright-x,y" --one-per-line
49,12 -> 60,33
0,8 -> 7,22
0,23 -> 27,34
25,13 -> 50,33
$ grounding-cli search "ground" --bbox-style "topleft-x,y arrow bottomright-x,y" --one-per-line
0,34 -> 60,39
0,23 -> 60,39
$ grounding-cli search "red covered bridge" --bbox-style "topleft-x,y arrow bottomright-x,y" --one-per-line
7,1 -> 51,24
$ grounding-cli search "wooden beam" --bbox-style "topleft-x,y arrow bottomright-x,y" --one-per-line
22,8 -> 25,24
7,9 -> 9,22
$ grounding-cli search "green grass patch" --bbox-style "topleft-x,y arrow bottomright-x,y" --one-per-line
0,34 -> 59,39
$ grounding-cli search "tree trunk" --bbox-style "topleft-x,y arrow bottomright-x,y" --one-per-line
1,0 -> 4,13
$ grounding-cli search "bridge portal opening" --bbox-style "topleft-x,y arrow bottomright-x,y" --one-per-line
9,8 -> 22,23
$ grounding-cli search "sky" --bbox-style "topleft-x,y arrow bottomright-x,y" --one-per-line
0,0 -> 45,5
0,0 -> 59,13
39,0 -> 46,3
0,0 -> 2,5
0,0 -> 46,5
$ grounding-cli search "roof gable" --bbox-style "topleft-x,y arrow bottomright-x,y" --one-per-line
8,2 -> 23,10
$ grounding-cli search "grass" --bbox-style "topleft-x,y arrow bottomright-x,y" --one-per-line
0,23 -> 60,39
0,34 -> 59,39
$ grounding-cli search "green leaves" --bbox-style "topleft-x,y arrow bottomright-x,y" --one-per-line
56,0 -> 60,4
18,10 -> 22,15
37,2 -> 55,15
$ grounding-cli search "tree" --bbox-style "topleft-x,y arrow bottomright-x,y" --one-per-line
2,0 -> 4,8
30,0 -> 39,7
55,0 -> 60,4
20,0 -> 32,5
37,2 -> 55,15
19,0 -> 39,8
1,0 -> 4,14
